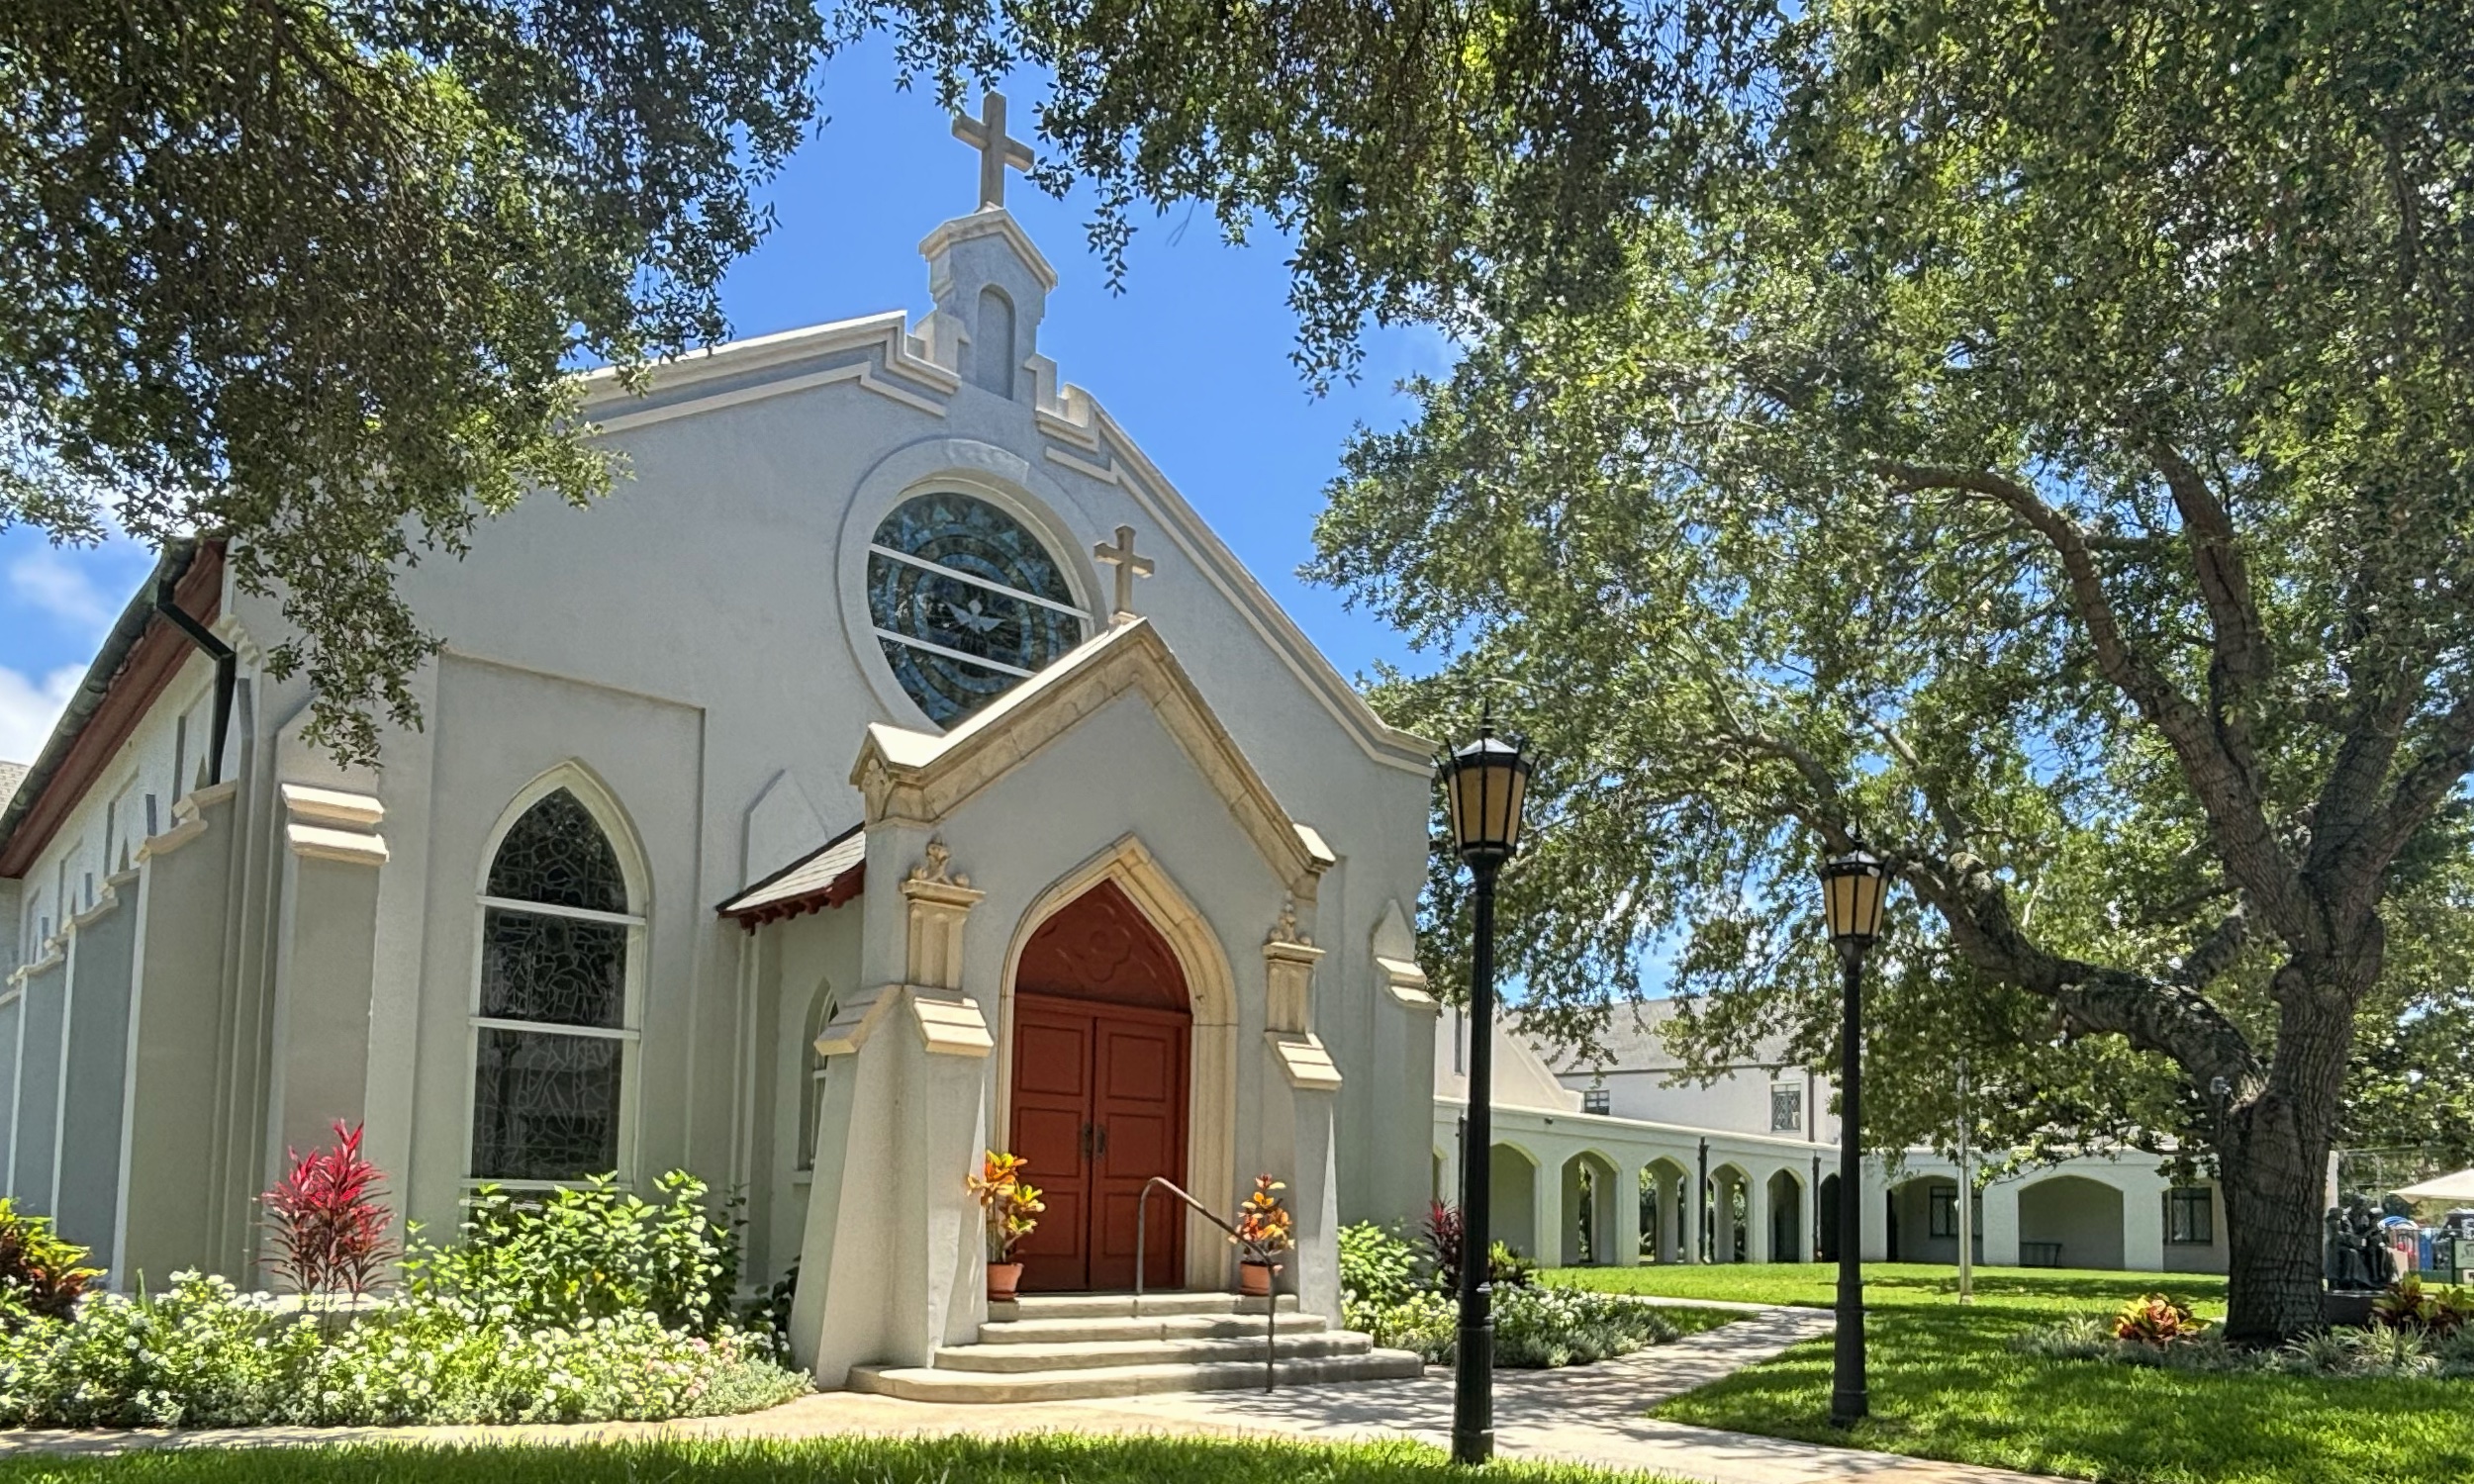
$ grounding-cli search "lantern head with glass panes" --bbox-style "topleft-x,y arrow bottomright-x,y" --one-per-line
1820,849 -> 1888,956
1438,715 -> 1534,869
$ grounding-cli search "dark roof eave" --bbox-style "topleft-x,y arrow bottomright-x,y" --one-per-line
722,861 -> 866,933
0,538 -> 201,876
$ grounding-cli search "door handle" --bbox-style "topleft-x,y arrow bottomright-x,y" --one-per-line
1094,1124 -> 1109,1159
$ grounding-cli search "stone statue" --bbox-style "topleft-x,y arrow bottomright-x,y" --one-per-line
2328,1193 -> 2389,1292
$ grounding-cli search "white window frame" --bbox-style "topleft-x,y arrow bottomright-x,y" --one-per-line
1769,1080 -> 1804,1133
2164,1185 -> 2215,1246
463,768 -> 648,1190
797,982 -> 837,1173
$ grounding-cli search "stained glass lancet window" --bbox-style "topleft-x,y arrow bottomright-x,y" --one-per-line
471,788 -> 639,1181
867,493 -> 1087,724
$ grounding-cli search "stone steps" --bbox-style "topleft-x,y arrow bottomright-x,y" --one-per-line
846,1290 -> 1424,1403
931,1328 -> 1376,1372
849,1349 -> 1426,1402
990,1292 -> 1296,1320
977,1310 -> 1331,1345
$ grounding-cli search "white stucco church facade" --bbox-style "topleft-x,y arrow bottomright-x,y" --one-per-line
0,99 -> 1445,1387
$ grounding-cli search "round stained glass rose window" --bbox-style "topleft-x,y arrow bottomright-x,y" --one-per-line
866,493 -> 1089,724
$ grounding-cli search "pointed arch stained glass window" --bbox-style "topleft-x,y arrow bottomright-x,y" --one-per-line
867,493 -> 1087,724
472,788 -> 637,1181
486,788 -> 626,914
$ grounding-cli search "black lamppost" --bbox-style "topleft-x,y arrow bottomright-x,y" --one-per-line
1820,848 -> 1888,1428
1438,708 -> 1533,1467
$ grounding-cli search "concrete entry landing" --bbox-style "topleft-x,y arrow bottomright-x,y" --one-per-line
847,1292 -> 1422,1402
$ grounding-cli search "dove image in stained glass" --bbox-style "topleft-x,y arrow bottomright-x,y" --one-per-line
946,595 -> 1003,634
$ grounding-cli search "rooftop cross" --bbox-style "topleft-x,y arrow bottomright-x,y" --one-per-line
951,90 -> 1034,212
1094,524 -> 1155,622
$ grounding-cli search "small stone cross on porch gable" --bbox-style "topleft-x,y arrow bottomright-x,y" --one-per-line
1094,524 -> 1155,623
951,91 -> 1034,212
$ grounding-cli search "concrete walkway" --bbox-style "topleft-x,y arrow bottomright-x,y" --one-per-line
1103,1306 -> 2050,1484
0,1305 -> 2053,1484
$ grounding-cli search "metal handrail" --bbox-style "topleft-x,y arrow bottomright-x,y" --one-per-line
1134,1175 -> 1280,1392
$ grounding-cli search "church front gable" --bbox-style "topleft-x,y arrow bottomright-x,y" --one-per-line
783,612 -> 1376,1381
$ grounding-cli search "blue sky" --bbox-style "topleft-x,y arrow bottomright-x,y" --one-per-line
0,41 -> 1447,767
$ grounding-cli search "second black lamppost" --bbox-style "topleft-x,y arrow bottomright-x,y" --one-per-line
1438,709 -> 1533,1467
1819,848 -> 1888,1427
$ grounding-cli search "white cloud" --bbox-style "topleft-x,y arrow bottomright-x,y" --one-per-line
0,664 -> 81,766
8,550 -> 119,637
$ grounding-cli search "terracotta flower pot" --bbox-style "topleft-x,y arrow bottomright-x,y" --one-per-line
988,1260 -> 1024,1302
1239,1259 -> 1283,1297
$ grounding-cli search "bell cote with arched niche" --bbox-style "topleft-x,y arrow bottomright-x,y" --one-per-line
917,210 -> 1061,410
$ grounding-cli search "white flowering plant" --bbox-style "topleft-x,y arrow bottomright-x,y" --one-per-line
1341,1283 -> 1683,1369
0,1271 -> 807,1429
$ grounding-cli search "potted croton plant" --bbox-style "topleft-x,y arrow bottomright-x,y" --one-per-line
1230,1174 -> 1294,1297
968,1151 -> 1044,1301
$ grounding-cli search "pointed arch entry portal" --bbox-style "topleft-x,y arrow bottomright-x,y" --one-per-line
1007,879 -> 1190,1291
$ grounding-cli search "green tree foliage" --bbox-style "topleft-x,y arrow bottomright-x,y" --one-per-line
0,2 -> 825,761
855,0 -> 2474,1338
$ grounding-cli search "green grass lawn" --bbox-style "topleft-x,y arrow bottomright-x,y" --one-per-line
1623,1302 -> 1744,1338
0,1437 -> 1670,1484
1548,1262 -> 2470,1484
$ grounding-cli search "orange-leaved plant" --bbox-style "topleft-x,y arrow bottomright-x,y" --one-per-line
2113,1292 -> 2203,1346
967,1151 -> 1044,1261
1231,1174 -> 1293,1257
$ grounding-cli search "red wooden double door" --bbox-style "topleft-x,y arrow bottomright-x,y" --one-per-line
1009,994 -> 1189,1290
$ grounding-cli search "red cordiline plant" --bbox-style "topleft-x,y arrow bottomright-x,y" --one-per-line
1424,1200 -> 1465,1285
261,1121 -> 397,1296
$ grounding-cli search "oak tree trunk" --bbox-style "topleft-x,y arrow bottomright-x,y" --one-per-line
2216,979 -> 2358,1344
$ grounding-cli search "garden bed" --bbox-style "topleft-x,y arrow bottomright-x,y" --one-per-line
0,1164 -> 807,1431
1339,1215 -> 1735,1369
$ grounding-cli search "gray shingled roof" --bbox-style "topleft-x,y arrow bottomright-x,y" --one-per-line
0,761 -> 26,816
1542,998 -> 1801,1076
716,824 -> 866,928
1544,999 -> 1688,1074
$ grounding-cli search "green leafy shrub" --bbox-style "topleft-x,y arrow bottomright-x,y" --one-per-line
2279,1327 -> 2360,1377
401,1172 -> 741,1335
1487,1242 -> 1538,1290
2435,1325 -> 2474,1378
2274,1323 -> 2440,1379
2112,1292 -> 2203,1346
2353,1322 -> 2440,1378
1338,1222 -> 1421,1309
2012,1313 -> 2114,1361
0,1199 -> 101,1327
0,1270 -> 806,1428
